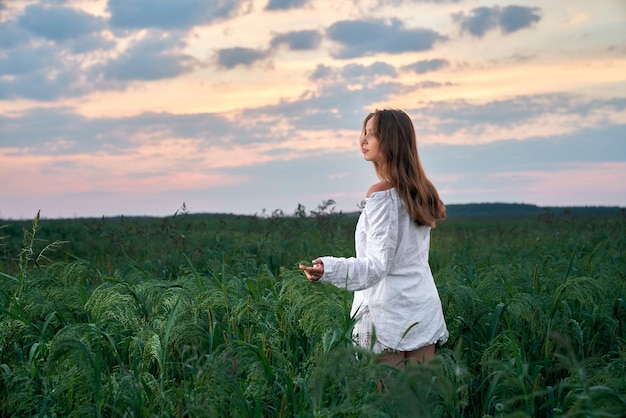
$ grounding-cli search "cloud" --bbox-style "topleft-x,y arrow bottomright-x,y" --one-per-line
244,79 -> 412,131
265,0 -> 310,11
310,64 -> 334,80
0,75 -> 410,154
5,5 -> 115,54
425,124 -> 626,176
405,94 -> 626,148
98,33 -> 200,81
0,107 -> 137,153
178,123 -> 626,213
270,30 -> 322,50
415,81 -> 453,89
214,47 -> 271,69
67,34 -> 116,54
0,5 -> 116,100
2,5 -> 203,99
454,5 -> 541,38
354,0 -> 461,13
376,0 -> 460,4
3,81 -> 622,153
0,20 -> 34,49
218,150 -> 372,212
17,4 -> 105,41
403,58 -> 449,74
3,120 -> 623,218
499,6 -> 542,34
107,0 -> 250,30
327,18 -> 446,59
0,42 -> 94,100
0,40 -> 108,100
2,91 -> 624,217
417,94 -> 626,133
0,71 -> 88,101
341,62 -> 397,79
311,62 -> 397,82
0,45 -> 58,76
217,29 -> 321,70
421,124 -> 626,207
214,30 -> 320,71
0,106 -> 278,155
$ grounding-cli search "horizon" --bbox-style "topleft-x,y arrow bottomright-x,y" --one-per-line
2,201 -> 623,222
1,0 -> 625,220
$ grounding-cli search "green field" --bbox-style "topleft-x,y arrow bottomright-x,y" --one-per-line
1,206 -> 624,417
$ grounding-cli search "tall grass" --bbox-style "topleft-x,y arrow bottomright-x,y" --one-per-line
0,207 -> 624,416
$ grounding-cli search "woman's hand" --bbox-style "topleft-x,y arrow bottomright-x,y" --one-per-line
299,259 -> 324,282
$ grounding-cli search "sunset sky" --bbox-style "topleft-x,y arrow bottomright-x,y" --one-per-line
1,0 -> 625,220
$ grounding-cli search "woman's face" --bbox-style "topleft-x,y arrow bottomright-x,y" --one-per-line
360,116 -> 383,164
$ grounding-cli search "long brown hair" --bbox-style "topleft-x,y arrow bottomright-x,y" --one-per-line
363,109 -> 446,227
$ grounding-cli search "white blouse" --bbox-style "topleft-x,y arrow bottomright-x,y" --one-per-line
319,188 -> 449,351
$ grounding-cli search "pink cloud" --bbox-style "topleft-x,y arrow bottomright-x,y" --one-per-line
495,162 -> 626,206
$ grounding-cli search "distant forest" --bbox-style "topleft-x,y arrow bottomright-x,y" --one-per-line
443,203 -> 625,219
1,203 -> 624,223
182,202 -> 625,221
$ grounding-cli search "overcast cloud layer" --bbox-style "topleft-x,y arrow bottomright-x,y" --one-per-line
0,0 -> 624,219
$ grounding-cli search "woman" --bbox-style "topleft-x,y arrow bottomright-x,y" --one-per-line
299,109 -> 448,367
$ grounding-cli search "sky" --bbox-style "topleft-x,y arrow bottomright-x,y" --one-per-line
0,0 -> 625,220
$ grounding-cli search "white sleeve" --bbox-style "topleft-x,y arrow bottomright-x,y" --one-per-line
318,192 -> 397,291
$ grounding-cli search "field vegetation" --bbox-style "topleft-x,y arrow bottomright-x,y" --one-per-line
0,202 -> 624,417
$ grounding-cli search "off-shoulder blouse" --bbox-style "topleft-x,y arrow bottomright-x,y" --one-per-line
319,188 -> 448,351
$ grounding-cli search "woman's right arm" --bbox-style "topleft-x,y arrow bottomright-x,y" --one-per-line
318,193 -> 397,291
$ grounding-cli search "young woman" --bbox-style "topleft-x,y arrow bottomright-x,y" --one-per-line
299,109 -> 448,367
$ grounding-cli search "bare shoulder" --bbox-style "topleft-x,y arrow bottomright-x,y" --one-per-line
366,181 -> 393,198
